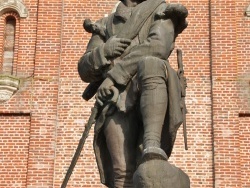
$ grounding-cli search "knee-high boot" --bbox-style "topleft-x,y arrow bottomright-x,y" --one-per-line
140,81 -> 167,149
137,57 -> 168,157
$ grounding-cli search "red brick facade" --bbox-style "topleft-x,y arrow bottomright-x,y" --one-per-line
0,0 -> 249,187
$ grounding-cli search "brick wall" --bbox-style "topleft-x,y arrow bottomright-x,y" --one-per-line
0,115 -> 30,188
0,0 -> 249,187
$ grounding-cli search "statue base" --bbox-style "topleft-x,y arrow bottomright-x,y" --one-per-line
133,159 -> 190,188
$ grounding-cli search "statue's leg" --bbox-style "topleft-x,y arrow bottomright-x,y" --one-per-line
104,109 -> 138,188
137,56 -> 168,159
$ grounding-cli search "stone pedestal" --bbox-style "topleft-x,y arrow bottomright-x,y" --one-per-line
133,159 -> 190,188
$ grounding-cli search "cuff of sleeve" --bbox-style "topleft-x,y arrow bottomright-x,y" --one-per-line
92,44 -> 110,69
107,63 -> 131,86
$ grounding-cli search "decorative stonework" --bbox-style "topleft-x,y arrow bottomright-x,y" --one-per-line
246,5 -> 250,17
0,75 -> 19,103
0,0 -> 28,18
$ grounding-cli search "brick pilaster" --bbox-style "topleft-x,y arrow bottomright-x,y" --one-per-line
26,1 -> 63,187
210,0 -> 241,187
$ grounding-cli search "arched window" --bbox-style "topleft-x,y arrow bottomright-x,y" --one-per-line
2,16 -> 16,74
0,0 -> 28,75
0,12 -> 19,75
0,1 -> 28,102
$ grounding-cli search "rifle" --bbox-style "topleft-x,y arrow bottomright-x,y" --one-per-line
61,86 -> 119,188
177,49 -> 188,150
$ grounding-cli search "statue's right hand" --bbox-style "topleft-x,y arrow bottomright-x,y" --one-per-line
104,36 -> 131,58
96,77 -> 114,106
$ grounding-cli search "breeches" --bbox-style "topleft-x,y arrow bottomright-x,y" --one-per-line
104,108 -> 139,188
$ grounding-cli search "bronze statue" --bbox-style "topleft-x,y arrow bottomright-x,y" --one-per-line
77,0 -> 189,187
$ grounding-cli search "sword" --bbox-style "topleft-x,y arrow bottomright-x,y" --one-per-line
61,86 -> 119,188
177,49 -> 188,150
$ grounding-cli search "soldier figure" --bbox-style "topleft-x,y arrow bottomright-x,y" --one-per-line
78,0 -> 188,187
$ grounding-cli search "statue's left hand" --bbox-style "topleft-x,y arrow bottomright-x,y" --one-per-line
96,77 -> 115,106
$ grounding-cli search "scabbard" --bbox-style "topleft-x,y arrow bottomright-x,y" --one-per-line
183,102 -> 188,150
177,49 -> 188,150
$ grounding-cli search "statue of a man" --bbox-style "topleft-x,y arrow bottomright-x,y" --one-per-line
78,0 -> 188,187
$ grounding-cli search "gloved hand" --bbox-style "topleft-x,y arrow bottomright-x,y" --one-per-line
104,36 -> 131,58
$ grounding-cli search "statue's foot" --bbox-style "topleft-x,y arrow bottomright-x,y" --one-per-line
142,147 -> 168,162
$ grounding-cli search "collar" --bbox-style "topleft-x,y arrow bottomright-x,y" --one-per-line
114,2 -> 134,22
